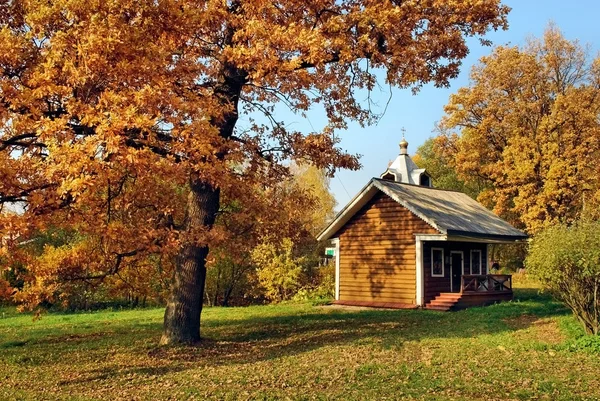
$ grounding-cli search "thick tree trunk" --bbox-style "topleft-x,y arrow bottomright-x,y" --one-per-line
160,179 -> 220,345
160,60 -> 245,344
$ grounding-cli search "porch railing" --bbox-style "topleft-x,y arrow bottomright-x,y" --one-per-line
461,274 -> 512,293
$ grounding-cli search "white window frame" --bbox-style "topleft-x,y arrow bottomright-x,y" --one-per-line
486,244 -> 491,274
416,239 -> 424,306
333,238 -> 340,300
431,247 -> 445,277
470,249 -> 482,275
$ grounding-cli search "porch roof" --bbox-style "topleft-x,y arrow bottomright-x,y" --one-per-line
317,178 -> 528,243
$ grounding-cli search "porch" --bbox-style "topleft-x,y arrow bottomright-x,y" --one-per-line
425,274 -> 513,311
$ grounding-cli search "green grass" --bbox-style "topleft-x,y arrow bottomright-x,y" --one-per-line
1,290 -> 599,400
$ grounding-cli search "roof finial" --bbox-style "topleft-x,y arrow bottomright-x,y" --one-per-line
399,128 -> 408,155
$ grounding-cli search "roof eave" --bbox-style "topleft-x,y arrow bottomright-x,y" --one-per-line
446,230 -> 528,243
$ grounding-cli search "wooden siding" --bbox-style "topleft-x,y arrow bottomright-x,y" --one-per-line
422,241 -> 488,303
335,193 -> 438,305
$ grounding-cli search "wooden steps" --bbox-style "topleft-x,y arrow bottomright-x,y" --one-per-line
425,291 -> 513,311
425,293 -> 462,311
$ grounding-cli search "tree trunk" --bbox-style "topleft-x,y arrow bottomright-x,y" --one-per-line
160,60 -> 244,344
213,265 -> 221,307
160,179 -> 220,345
222,284 -> 233,307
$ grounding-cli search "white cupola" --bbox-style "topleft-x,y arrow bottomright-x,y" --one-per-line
380,134 -> 432,187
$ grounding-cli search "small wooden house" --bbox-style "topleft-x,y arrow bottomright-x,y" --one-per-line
317,139 -> 527,311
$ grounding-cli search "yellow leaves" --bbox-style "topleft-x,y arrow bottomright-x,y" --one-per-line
0,26 -> 29,67
441,26 -> 600,234
251,238 -> 304,302
290,162 -> 337,234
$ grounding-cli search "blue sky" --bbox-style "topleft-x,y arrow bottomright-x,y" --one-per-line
252,1 -> 600,209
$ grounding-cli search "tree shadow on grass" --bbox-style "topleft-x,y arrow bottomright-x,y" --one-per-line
144,288 -> 569,367
58,365 -> 188,385
7,288 -> 571,385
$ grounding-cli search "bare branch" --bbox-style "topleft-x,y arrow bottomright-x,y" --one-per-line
0,183 -> 57,204
63,248 -> 143,282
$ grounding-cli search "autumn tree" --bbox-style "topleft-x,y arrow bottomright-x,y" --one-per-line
205,164 -> 330,306
413,137 -> 483,198
290,163 -> 337,235
439,25 -> 600,234
0,0 -> 509,344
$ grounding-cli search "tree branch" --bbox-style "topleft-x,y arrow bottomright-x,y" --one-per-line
0,133 -> 46,151
63,248 -> 143,282
0,183 -> 57,204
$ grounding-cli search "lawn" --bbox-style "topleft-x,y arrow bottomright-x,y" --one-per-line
1,289 -> 599,401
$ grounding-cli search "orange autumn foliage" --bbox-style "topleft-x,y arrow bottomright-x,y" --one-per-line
0,0 -> 509,336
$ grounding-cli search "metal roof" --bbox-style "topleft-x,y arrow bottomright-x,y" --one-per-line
317,178 -> 528,242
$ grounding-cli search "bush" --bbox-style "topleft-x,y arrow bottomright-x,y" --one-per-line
251,238 -> 304,302
292,264 -> 335,303
568,335 -> 600,354
526,220 -> 600,335
205,252 -> 253,307
489,242 -> 527,272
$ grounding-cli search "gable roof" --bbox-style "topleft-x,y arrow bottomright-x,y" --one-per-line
317,178 -> 527,242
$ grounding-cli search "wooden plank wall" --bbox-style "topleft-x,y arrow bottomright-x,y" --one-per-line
422,241 -> 488,303
334,193 -> 438,305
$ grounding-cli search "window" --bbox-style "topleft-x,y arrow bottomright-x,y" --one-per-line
381,171 -> 397,181
420,174 -> 431,187
431,248 -> 444,277
471,250 -> 482,275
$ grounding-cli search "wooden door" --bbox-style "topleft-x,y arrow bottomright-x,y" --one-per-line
450,251 -> 463,293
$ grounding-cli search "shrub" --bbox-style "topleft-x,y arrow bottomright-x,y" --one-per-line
292,264 -> 335,303
526,220 -> 600,335
205,252 -> 253,307
568,335 -> 600,354
251,238 -> 304,302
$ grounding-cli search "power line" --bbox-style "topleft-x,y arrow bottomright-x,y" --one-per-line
336,174 -> 352,201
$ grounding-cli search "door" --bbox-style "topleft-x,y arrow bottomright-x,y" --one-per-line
450,251 -> 463,293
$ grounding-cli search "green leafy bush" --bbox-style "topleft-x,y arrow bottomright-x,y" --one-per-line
568,335 -> 600,354
292,264 -> 335,303
526,220 -> 600,335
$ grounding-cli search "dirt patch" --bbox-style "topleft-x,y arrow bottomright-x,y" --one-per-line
503,314 -> 538,329
505,315 -> 565,345
530,318 -> 565,344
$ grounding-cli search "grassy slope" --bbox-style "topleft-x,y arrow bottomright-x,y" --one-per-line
1,289 -> 599,401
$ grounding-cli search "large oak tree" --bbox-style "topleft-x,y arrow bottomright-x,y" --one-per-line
0,0 -> 509,344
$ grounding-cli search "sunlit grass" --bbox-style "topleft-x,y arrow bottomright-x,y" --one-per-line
1,289 -> 598,400
511,271 -> 542,289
